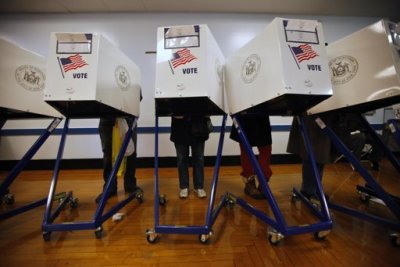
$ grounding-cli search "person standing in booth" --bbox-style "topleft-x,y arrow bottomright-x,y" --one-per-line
170,115 -> 211,199
95,116 -> 142,203
230,114 -> 273,200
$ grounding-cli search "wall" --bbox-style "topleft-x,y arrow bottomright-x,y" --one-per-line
0,13 -> 384,160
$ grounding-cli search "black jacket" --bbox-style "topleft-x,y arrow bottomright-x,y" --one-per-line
170,116 -> 210,145
230,114 -> 272,146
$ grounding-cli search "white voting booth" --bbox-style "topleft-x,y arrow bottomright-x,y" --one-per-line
223,18 -> 333,244
0,38 -> 62,220
0,38 -> 61,119
309,19 -> 400,114
41,33 -> 143,240
155,24 -> 226,115
45,33 -> 141,117
146,24 -> 227,244
225,17 -> 332,115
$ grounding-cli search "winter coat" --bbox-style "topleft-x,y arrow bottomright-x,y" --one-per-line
170,116 -> 210,145
230,114 -> 272,147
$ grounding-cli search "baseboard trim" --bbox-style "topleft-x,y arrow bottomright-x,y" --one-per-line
0,154 -> 301,171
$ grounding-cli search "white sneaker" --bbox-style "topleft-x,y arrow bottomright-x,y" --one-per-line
194,188 -> 207,198
179,188 -> 188,198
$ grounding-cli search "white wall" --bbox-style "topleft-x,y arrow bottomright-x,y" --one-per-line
0,13 -> 383,160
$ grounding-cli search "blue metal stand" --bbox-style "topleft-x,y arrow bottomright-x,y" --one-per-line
41,117 -> 143,241
227,114 -> 332,244
146,115 -> 228,244
314,116 -> 400,234
0,118 -> 62,220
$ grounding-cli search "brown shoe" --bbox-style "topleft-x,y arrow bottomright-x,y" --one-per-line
244,176 -> 264,200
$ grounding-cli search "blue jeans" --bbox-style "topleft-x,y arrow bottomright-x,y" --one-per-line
174,141 -> 205,190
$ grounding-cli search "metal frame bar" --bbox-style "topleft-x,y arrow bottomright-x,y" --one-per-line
0,118 -> 62,220
41,117 -> 142,235
315,116 -> 400,231
152,114 -> 228,237
228,114 -> 332,236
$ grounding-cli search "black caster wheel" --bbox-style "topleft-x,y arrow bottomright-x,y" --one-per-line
4,194 -> 15,205
136,190 -> 144,203
291,193 -> 298,203
226,200 -> 235,209
359,192 -> 370,203
95,226 -> 103,239
43,232 -> 51,242
70,198 -> 79,208
199,232 -> 212,244
314,230 -> 330,240
268,230 -> 284,245
146,229 -> 159,244
390,233 -> 400,247
159,194 -> 167,205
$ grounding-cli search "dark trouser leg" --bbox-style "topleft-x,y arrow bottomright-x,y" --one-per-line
124,118 -> 138,192
99,117 -> 117,193
301,159 -> 324,197
191,141 -> 205,190
175,143 -> 190,189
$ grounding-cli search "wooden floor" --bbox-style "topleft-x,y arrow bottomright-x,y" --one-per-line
1,160 -> 400,266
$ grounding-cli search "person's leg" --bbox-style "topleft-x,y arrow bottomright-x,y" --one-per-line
239,143 -> 263,199
175,143 -> 190,189
124,118 -> 138,192
301,159 -> 324,198
367,133 -> 384,170
349,132 -> 366,160
191,141 -> 205,190
96,118 -> 117,203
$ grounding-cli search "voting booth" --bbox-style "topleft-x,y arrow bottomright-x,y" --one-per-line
45,33 -> 141,117
0,38 -> 63,220
304,20 -> 400,245
0,38 -> 61,119
225,17 -> 332,115
155,24 -> 226,115
146,24 -> 228,244
223,18 -> 333,244
42,33 -> 143,240
309,19 -> 400,114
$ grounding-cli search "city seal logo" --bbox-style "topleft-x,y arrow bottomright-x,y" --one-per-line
115,65 -> 130,91
329,55 -> 358,85
15,65 -> 45,91
241,54 -> 261,84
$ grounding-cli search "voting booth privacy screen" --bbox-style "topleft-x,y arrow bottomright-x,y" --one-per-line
309,20 -> 400,114
155,24 -> 226,116
45,33 -> 141,118
225,17 -> 332,115
0,38 -> 61,119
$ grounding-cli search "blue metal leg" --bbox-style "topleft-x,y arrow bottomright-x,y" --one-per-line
205,115 -> 227,227
295,115 -> 331,220
0,118 -> 62,221
229,114 -> 332,237
315,116 -> 400,229
149,115 -> 228,241
359,116 -> 400,173
42,117 -> 142,237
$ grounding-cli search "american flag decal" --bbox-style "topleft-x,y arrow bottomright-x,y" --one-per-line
170,48 -> 197,68
60,54 -> 88,72
290,44 -> 318,63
